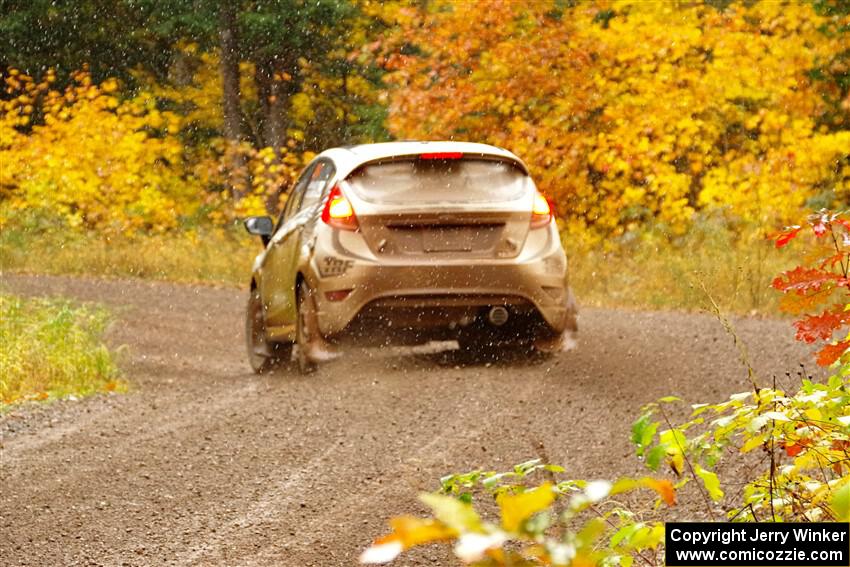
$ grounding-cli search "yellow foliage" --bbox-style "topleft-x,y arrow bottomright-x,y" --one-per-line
384,0 -> 850,239
0,69 -> 199,232
496,483 -> 555,532
0,68 -> 310,233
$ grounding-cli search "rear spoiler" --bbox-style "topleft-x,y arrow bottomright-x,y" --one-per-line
349,152 -> 530,176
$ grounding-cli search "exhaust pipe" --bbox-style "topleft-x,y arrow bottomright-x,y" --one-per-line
487,306 -> 509,326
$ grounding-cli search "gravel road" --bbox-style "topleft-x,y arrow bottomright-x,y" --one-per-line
0,274 -> 819,566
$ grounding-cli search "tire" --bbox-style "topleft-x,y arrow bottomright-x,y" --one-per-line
295,281 -> 319,375
246,287 -> 292,374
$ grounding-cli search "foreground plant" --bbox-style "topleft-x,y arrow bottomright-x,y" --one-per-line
772,210 -> 850,366
0,293 -> 123,405
634,379 -> 850,523
632,211 -> 850,522
361,459 -> 673,566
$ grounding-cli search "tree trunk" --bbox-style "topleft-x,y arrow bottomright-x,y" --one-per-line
219,3 -> 248,201
255,60 -> 291,157
255,58 -> 297,213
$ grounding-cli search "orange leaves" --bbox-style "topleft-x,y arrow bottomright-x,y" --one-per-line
387,516 -> 455,547
793,307 -> 850,343
360,516 -> 458,563
0,69 -> 196,232
0,67 -> 308,233
640,478 -> 676,506
816,341 -> 850,367
388,516 -> 456,548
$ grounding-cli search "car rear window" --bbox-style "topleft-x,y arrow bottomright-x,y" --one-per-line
345,158 -> 529,204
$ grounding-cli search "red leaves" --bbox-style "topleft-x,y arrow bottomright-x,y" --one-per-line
773,211 -> 850,367
773,214 -> 850,248
772,226 -> 801,248
794,307 -> 850,343
784,442 -> 804,457
772,267 -> 847,295
820,253 -> 846,271
794,303 -> 850,367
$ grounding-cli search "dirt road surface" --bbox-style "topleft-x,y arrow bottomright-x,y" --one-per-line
0,275 -> 819,566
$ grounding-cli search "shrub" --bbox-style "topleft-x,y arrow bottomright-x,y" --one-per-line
631,211 -> 850,523
0,292 -> 123,405
361,459 -> 673,566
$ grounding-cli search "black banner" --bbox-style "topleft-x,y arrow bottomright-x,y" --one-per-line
665,522 -> 849,566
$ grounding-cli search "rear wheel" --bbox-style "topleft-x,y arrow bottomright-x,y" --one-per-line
246,287 -> 292,374
296,281 -> 319,375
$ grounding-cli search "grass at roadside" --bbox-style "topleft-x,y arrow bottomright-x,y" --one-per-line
1,215 -> 796,315
566,220 -> 795,315
0,293 -> 124,406
1,222 -> 256,286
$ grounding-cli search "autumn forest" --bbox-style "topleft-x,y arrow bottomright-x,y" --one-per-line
1,1 -> 848,241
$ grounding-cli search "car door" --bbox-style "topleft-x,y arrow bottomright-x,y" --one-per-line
261,160 -> 335,331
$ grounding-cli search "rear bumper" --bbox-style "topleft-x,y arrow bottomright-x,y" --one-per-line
310,250 -> 571,337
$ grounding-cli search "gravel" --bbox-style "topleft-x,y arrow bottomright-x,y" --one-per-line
0,274 -> 821,566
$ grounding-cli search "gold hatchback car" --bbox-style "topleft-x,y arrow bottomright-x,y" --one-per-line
244,141 -> 577,373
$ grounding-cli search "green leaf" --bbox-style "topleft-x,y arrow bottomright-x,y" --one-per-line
630,523 -> 665,550
831,483 -> 850,521
631,413 -> 658,454
610,478 -> 639,496
645,445 -> 667,471
482,472 -> 512,489
524,509 -> 552,535
611,522 -> 642,547
514,459 -> 542,475
659,428 -> 687,450
694,465 -> 724,501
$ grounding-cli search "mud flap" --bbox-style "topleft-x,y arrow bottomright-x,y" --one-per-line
534,288 -> 578,353
300,286 -> 342,364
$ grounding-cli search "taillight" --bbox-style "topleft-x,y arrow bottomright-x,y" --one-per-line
419,152 -> 463,160
531,193 -> 554,228
321,186 -> 358,231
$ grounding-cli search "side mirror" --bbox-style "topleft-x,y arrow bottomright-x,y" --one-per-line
244,216 -> 274,245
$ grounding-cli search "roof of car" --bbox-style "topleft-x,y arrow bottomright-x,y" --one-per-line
317,141 -> 529,177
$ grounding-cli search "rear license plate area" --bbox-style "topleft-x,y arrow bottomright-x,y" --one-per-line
422,228 -> 474,252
